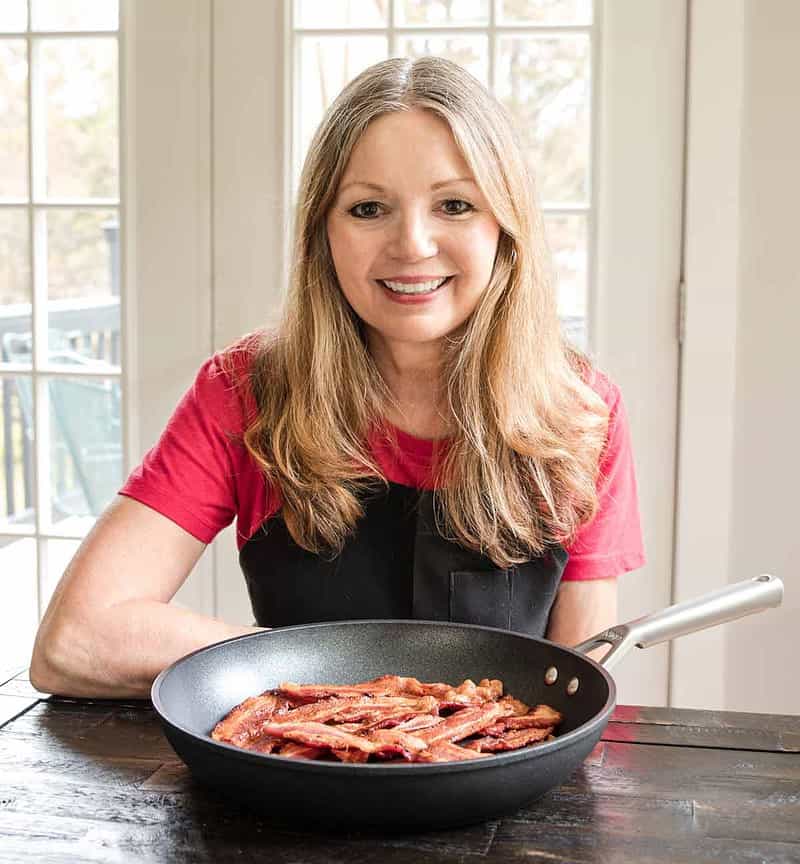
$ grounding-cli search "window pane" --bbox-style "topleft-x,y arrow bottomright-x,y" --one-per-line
0,40 -> 29,199
47,375 -> 121,527
0,536 -> 37,679
295,0 -> 388,28
498,0 -> 592,25
298,36 -> 387,168
0,0 -> 27,33
396,0 -> 488,27
31,0 -> 118,32
0,207 -> 31,329
397,34 -> 488,87
0,375 -> 35,529
496,35 -> 590,204
42,37 -> 119,200
546,212 -> 587,350
45,208 -> 120,367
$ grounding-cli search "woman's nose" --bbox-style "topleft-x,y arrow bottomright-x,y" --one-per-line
387,209 -> 438,261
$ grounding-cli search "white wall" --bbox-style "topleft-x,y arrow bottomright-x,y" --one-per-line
673,0 -> 798,713
725,0 -> 800,714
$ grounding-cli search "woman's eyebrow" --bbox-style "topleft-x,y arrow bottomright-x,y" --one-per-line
338,176 -> 477,194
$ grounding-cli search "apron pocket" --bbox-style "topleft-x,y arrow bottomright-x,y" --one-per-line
449,569 -> 512,629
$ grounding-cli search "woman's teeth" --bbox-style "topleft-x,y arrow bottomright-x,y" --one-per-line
380,276 -> 450,295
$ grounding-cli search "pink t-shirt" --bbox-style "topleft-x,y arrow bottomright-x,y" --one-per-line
119,338 -> 645,581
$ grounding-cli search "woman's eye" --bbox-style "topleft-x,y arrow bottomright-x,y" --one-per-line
349,202 -> 382,219
442,199 -> 474,216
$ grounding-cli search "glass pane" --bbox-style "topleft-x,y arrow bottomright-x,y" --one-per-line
0,209 -> 32,349
546,212 -> 587,350
398,34 -> 488,88
45,208 -> 120,367
42,37 -> 119,200
43,537 -> 80,608
298,36 -> 387,169
396,0 -> 488,27
0,40 -> 29,199
47,375 -> 121,527
31,0 -> 118,32
0,0 -> 27,33
0,536 -> 37,679
499,0 -> 592,25
496,35 -> 590,204
295,0 -> 388,28
0,375 -> 35,529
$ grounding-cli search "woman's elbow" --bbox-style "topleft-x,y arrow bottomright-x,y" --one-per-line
29,601 -> 95,696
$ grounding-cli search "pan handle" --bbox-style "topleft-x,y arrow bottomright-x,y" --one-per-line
573,573 -> 784,671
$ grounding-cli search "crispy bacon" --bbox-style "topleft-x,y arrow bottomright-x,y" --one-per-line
464,726 -> 554,753
414,741 -> 490,762
260,721 -> 428,759
213,675 -> 561,763
211,691 -> 289,746
414,703 -> 504,746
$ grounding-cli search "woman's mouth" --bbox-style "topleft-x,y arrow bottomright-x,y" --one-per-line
376,275 -> 453,296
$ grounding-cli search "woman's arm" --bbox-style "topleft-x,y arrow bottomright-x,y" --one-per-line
29,495 -> 263,699
546,578 -> 618,660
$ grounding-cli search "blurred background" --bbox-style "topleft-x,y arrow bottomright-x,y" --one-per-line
0,0 -> 797,713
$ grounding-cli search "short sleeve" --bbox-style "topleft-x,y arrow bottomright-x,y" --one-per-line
561,373 -> 646,581
118,353 -> 244,544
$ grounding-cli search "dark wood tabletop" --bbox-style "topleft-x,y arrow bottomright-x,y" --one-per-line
2,668 -> 799,864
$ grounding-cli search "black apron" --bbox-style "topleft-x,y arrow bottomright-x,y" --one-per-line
239,481 -> 567,638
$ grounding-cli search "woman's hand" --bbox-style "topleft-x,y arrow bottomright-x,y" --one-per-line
546,578 -> 618,663
29,495 -> 263,699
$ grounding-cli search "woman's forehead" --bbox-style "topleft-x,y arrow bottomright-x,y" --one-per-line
338,110 -> 475,194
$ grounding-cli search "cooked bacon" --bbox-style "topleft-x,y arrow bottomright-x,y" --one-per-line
333,748 -> 370,763
394,714 -> 446,733
464,725 -> 554,753
483,704 -> 563,736
277,742 -> 327,760
211,691 -> 288,746
331,695 -> 439,722
260,721 -> 428,759
498,695 -> 531,716
242,734 -> 281,754
414,703 -> 504,746
414,741 -> 490,762
214,675 -> 561,763
277,675 -> 422,702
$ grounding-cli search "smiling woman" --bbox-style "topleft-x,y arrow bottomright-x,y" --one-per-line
30,56 -> 645,700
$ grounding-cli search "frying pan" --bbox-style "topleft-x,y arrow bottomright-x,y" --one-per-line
152,574 -> 783,831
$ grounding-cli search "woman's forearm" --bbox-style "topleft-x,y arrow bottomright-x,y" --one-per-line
30,598 -> 264,699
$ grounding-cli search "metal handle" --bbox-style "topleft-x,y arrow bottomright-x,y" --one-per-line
574,573 -> 784,671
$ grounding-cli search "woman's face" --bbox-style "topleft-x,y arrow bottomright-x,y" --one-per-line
326,108 -> 501,353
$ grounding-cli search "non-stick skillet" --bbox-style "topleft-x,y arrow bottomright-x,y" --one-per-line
152,574 -> 783,831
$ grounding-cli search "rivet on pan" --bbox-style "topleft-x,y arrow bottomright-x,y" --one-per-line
566,677 -> 580,696
544,667 -> 558,685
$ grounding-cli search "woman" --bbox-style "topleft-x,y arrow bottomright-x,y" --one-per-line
30,57 -> 645,698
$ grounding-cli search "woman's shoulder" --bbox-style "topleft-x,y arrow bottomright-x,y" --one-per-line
583,364 -> 623,414
191,328 -> 277,432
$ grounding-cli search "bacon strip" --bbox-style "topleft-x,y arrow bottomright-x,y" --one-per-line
260,721 -> 428,758
414,703 -> 504,746
464,725 -> 554,753
414,741 -> 490,762
211,692 -> 287,746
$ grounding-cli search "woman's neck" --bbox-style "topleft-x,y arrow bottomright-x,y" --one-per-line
367,332 -> 449,439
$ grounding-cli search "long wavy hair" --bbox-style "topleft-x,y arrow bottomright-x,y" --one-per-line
233,56 -> 610,569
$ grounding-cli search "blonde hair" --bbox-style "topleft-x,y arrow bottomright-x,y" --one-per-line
234,56 -> 609,568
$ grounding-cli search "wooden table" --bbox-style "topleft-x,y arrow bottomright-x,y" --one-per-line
2,668 -> 799,863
